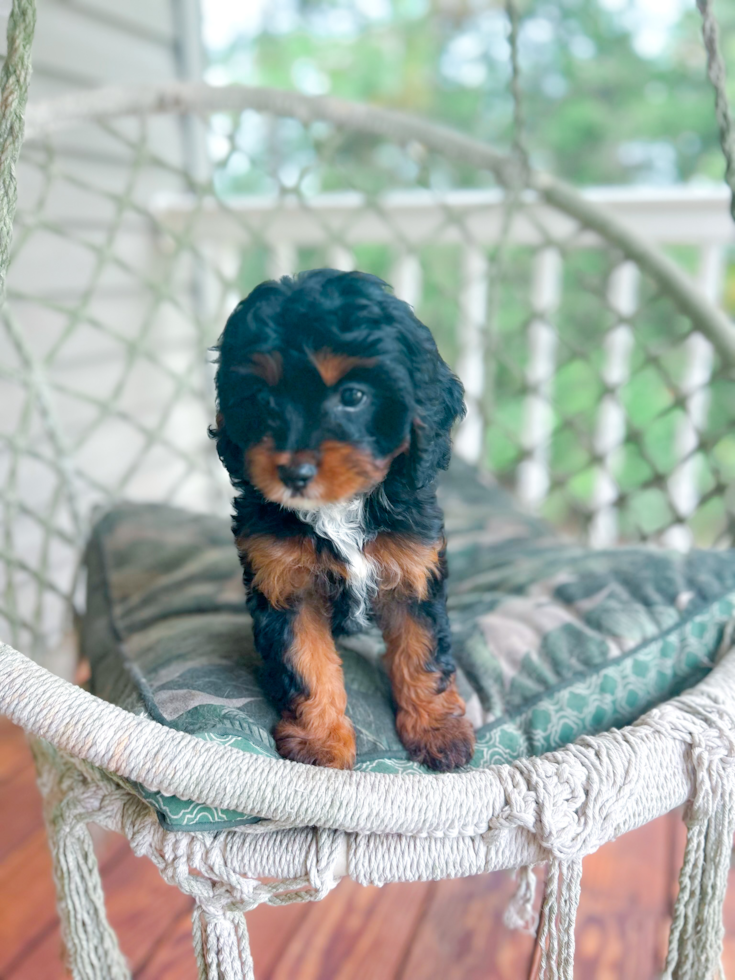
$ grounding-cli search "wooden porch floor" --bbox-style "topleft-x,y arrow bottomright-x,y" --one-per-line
2,715 -> 735,980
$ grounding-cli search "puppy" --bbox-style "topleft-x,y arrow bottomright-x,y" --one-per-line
212,268 -> 475,772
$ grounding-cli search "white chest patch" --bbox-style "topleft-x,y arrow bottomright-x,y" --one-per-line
297,497 -> 376,627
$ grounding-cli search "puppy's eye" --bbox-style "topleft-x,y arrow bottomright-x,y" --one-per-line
340,386 -> 365,408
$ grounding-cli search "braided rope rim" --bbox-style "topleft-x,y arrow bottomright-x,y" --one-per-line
2,639 -> 733,841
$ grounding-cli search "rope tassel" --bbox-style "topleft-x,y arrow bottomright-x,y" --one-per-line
663,776 -> 735,979
505,865 -> 540,934
192,905 -> 255,980
534,857 -> 583,980
51,822 -> 131,980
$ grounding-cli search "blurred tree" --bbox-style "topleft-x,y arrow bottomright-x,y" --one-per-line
206,0 -> 735,188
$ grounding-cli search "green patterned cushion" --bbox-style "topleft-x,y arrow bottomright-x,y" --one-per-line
81,461 -> 735,830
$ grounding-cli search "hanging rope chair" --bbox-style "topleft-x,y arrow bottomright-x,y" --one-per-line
2,0 -> 735,978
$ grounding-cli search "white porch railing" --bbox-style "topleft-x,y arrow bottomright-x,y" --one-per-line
154,185 -> 735,548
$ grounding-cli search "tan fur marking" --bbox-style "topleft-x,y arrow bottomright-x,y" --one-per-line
381,605 -> 475,770
274,599 -> 356,769
247,351 -> 283,386
367,535 -> 442,601
245,437 -> 289,502
237,534 -> 346,608
238,535 -> 316,608
309,440 -> 390,502
248,436 -> 393,505
309,349 -> 378,387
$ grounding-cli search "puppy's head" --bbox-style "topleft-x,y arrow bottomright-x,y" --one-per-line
213,269 -> 465,508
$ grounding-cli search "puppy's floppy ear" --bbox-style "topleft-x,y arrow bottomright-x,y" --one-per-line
209,413 -> 246,486
407,355 -> 466,490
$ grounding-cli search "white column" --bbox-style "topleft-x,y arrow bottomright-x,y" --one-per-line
268,242 -> 297,281
216,243 -> 241,323
327,245 -> 355,272
663,245 -> 724,551
516,247 -> 563,510
195,241 -> 241,335
391,251 -> 423,309
588,261 -> 639,547
454,245 -> 489,464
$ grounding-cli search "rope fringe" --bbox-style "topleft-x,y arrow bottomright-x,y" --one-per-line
47,808 -> 131,978
32,742 -> 130,979
33,739 -> 347,980
534,857 -> 582,980
192,907 -> 254,980
505,865 -> 539,934
663,729 -> 735,980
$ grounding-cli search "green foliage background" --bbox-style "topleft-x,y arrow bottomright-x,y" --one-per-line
207,0 -> 735,191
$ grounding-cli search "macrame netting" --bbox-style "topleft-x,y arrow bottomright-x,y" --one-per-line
2,8 -> 735,660
2,0 -> 735,977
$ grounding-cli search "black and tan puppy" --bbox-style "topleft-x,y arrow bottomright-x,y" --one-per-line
212,268 -> 475,771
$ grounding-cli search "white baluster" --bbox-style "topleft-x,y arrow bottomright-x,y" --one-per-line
391,251 -> 423,309
216,243 -> 241,322
588,261 -> 639,547
663,245 -> 724,551
454,245 -> 489,464
268,243 -> 297,281
327,245 -> 356,272
517,247 -> 563,510
196,242 -> 241,333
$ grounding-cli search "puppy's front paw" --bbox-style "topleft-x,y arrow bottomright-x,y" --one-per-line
397,710 -> 475,772
274,713 -> 356,769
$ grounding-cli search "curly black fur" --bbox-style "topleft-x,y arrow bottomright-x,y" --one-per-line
211,268 -> 471,770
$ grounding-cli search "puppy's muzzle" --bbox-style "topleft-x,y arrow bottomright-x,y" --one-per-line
278,461 -> 318,492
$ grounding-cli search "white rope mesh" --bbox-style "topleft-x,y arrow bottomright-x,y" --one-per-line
1,90 -> 734,658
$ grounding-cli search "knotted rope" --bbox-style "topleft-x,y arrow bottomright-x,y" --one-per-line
19,635 -> 735,980
504,865 -> 539,935
0,0 -> 36,300
487,680 -> 735,980
32,738 -> 346,980
697,0 -> 735,223
31,741 -> 131,980
659,699 -> 735,980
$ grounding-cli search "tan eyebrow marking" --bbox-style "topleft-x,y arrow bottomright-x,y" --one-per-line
243,351 -> 283,386
309,348 -> 378,387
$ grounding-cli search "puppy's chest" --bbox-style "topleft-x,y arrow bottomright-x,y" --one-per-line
302,503 -> 442,608
299,501 -> 375,626
302,502 -> 371,578
241,511 -> 441,616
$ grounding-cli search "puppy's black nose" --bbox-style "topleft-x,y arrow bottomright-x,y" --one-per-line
278,462 -> 317,492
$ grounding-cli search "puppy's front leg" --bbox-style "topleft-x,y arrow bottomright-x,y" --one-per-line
239,534 -> 355,769
250,589 -> 356,769
368,535 -> 475,772
381,598 -> 475,772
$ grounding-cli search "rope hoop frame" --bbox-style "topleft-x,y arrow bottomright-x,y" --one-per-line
2,1 -> 735,977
